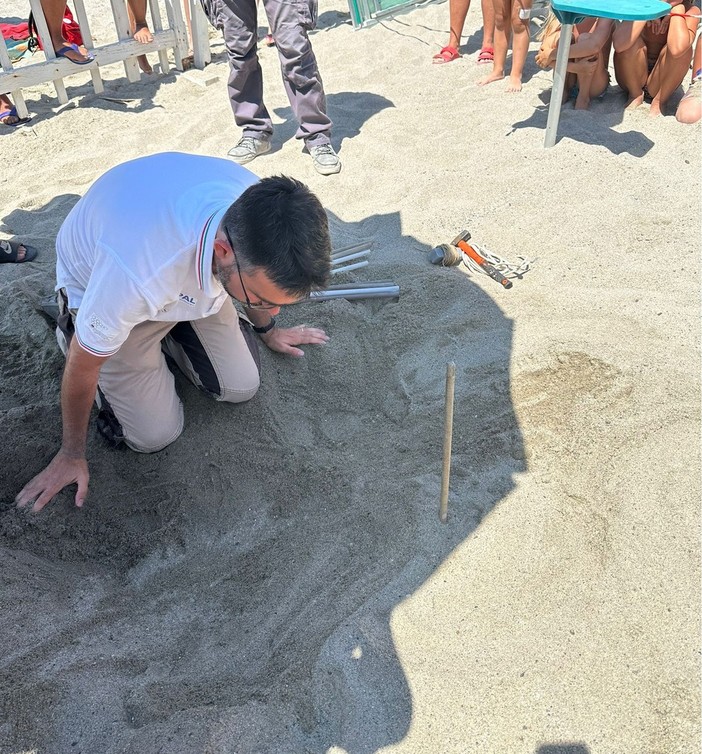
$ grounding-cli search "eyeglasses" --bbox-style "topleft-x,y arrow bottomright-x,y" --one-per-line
223,228 -> 281,311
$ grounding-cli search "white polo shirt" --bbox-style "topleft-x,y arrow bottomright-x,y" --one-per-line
56,152 -> 259,357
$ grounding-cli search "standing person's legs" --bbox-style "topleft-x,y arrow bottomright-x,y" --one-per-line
263,0 -> 332,146
506,0 -> 531,91
479,0 -> 496,61
127,0 -> 154,73
478,0 -> 510,85
202,0 -> 273,138
39,0 -> 92,63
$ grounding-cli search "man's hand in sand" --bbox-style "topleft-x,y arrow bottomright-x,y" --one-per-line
261,324 -> 329,357
15,451 -> 89,513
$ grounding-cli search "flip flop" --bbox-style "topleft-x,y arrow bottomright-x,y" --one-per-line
0,106 -> 31,127
56,43 -> 94,66
477,46 -> 494,64
432,46 -> 460,64
0,239 -> 38,263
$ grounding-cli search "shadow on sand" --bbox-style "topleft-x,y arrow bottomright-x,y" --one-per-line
0,201 -> 524,753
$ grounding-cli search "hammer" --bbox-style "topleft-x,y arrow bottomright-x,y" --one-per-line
452,230 -> 513,289
430,231 -> 513,289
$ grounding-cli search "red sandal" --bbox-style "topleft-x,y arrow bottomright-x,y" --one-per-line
477,46 -> 494,64
432,46 -> 460,64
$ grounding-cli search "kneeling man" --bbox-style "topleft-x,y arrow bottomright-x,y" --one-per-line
16,152 -> 331,512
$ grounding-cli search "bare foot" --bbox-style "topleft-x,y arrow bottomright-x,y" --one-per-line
134,24 -> 153,44
137,54 -> 153,74
506,74 -> 523,93
625,93 -> 644,110
574,93 -> 591,110
649,98 -> 663,117
478,69 -> 505,86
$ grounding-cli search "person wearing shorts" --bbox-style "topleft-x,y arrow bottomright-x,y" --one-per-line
15,152 -> 331,513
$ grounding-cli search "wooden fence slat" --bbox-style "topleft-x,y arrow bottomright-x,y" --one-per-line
148,0 -> 171,74
0,37 -> 29,119
110,0 -> 141,83
190,0 -> 211,70
0,31 -> 177,96
72,0 -> 105,94
28,0 -> 69,103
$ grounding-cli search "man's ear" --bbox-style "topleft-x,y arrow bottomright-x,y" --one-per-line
213,237 -> 235,265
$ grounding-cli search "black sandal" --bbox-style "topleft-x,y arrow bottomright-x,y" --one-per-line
0,239 -> 38,263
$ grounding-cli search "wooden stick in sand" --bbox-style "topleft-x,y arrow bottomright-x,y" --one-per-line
439,362 -> 456,524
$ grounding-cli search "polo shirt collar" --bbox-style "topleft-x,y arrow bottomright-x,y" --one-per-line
196,206 -> 229,297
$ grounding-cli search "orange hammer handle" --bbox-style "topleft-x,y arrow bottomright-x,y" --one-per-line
456,240 -> 513,289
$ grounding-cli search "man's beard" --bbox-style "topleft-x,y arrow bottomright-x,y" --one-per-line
214,259 -> 238,297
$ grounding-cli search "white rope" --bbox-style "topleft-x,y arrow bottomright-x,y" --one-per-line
461,243 -> 537,281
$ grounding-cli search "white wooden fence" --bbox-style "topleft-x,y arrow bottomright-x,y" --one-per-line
0,0 -> 212,119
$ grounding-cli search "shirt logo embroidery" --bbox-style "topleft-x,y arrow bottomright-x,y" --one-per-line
179,293 -> 196,306
88,313 -> 117,341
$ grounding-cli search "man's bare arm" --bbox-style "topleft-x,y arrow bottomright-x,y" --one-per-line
16,338 -> 106,512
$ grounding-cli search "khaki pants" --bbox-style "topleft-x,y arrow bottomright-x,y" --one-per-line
58,293 -> 260,453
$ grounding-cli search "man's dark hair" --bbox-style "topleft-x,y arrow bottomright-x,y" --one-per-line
222,176 -> 331,297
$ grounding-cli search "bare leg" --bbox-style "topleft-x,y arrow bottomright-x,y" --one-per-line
676,36 -> 701,124
39,0 -> 92,63
478,0 -> 509,85
506,0 -> 531,91
127,0 -> 153,73
446,0 -> 472,50
614,36 -> 648,108
480,0 -> 495,51
647,6 -> 698,116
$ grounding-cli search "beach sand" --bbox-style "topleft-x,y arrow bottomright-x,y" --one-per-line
0,1 -> 700,752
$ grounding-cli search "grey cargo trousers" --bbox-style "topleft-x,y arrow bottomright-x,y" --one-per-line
201,0 -> 332,145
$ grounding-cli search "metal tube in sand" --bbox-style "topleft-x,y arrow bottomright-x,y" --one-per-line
331,249 -> 371,266
331,242 -> 373,259
439,362 -> 456,524
307,282 -> 400,301
330,260 -> 369,275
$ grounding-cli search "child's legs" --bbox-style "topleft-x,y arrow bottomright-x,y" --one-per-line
447,0 -> 472,50
480,0 -> 495,49
613,36 -> 648,104
508,0 -> 531,83
492,0 -> 512,71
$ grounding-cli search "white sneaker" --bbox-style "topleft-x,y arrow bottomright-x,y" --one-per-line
308,143 -> 342,175
227,136 -> 271,164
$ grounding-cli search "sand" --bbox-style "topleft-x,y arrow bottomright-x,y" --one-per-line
0,1 -> 700,752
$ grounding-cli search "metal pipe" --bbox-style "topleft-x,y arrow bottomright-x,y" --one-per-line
331,241 -> 372,259
330,260 -> 369,275
330,249 -> 371,266
307,283 -> 400,301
